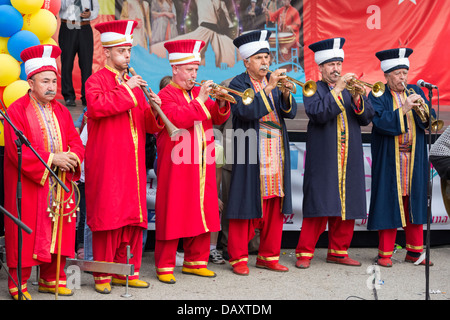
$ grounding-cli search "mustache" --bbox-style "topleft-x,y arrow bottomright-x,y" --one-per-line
45,90 -> 56,95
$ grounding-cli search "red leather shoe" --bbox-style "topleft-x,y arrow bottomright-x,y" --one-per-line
377,257 -> 393,267
405,254 -> 434,266
326,255 -> 361,266
295,259 -> 311,269
256,261 -> 289,272
232,264 -> 249,276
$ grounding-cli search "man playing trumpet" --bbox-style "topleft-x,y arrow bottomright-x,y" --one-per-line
155,39 -> 230,284
368,48 -> 437,267
296,37 -> 374,269
226,30 -> 297,276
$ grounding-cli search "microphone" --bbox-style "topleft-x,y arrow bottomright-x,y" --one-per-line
417,79 -> 438,89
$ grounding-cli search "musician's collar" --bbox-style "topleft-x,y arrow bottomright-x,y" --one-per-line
105,64 -> 128,81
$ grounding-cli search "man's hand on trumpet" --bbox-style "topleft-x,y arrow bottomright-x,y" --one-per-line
197,79 -> 214,103
335,72 -> 364,103
403,92 -> 421,114
198,80 -> 227,107
334,72 -> 355,93
265,68 -> 288,95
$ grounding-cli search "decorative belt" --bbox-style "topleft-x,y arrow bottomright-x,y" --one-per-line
61,19 -> 91,26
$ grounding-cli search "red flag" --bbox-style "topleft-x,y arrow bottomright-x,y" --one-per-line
303,0 -> 450,106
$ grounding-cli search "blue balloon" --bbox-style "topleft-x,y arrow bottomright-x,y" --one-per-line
19,62 -> 27,80
0,5 -> 23,37
7,30 -> 40,62
0,0 -> 11,5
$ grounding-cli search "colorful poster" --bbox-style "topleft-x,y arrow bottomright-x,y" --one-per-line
59,0 -> 449,106
117,0 -> 306,101
57,0 -> 306,102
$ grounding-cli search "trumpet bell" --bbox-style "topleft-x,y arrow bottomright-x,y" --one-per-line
371,81 -> 385,97
303,80 -> 317,97
242,88 -> 255,105
431,117 -> 444,132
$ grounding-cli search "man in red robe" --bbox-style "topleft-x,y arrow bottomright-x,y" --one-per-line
4,44 -> 84,300
155,39 -> 230,284
84,20 -> 164,294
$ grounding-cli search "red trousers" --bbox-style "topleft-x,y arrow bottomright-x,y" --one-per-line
91,225 -> 143,284
8,255 -> 67,298
154,232 -> 210,276
295,216 -> 355,260
378,196 -> 424,258
228,197 -> 284,267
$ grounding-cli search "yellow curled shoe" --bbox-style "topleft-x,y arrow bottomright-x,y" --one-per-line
182,267 -> 216,278
157,274 -> 176,284
11,291 -> 32,300
95,283 -> 111,294
112,278 -> 150,288
38,286 -> 73,296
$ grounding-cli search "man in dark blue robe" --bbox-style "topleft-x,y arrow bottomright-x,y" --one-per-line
225,30 -> 297,275
295,38 -> 374,269
368,48 -> 436,267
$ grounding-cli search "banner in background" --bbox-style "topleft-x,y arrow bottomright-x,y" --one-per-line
303,0 -> 450,106
56,0 -> 307,102
59,0 -> 449,107
146,142 -> 450,231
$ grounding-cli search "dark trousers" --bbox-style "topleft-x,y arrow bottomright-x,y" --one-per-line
58,22 -> 94,105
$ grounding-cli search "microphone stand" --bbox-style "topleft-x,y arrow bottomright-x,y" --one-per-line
425,87 -> 437,301
0,101 -> 68,300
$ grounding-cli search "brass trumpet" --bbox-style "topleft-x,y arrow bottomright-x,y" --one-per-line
346,77 -> 385,98
190,79 -> 255,105
402,82 -> 444,131
127,65 -> 181,137
261,66 -> 317,97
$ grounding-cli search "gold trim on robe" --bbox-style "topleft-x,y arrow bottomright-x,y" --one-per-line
331,90 -> 349,220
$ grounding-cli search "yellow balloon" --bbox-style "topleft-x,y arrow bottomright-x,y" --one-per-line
23,9 -> 57,41
3,80 -> 30,108
0,37 -> 8,54
0,54 -> 20,87
41,37 -> 57,46
11,0 -> 44,14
